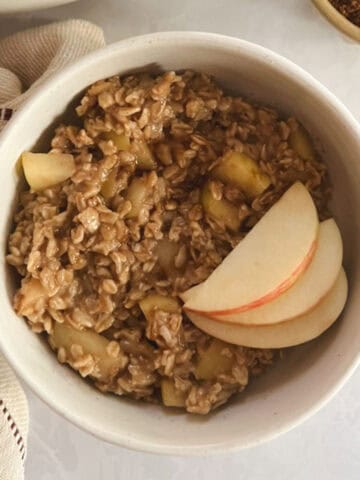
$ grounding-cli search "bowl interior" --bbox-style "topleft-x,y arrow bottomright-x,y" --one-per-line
0,33 -> 360,454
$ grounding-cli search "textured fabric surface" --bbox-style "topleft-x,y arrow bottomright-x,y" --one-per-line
0,18 -> 105,129
0,19 -> 105,480
0,356 -> 28,480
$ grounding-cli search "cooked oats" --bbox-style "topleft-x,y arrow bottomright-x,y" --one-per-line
7,70 -> 330,414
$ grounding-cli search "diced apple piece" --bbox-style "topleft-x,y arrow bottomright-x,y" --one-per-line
131,141 -> 156,170
161,378 -> 186,407
22,152 -> 75,191
102,131 -> 130,151
101,170 -> 118,199
140,294 -> 180,321
212,151 -> 271,198
156,239 -> 180,276
183,182 -> 318,315
201,182 -> 240,231
16,278 -> 47,315
49,323 -> 126,382
289,125 -> 315,162
125,177 -> 148,219
212,219 -> 342,325
187,269 -> 348,349
195,339 -> 234,380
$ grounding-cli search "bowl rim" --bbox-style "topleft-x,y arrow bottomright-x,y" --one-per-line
1,31 -> 360,455
312,0 -> 360,42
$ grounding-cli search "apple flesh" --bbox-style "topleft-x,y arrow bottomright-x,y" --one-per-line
21,151 -> 75,192
212,150 -> 271,199
161,378 -> 186,407
201,181 -> 241,232
186,269 -> 347,349
211,218 -> 342,325
101,169 -> 119,199
155,239 -> 180,277
49,323 -> 127,382
15,278 -> 47,317
183,182 -> 318,315
102,131 -> 131,151
289,125 -> 316,162
131,140 -> 157,170
139,294 -> 180,321
125,176 -> 149,219
101,132 -> 156,170
195,339 -> 235,380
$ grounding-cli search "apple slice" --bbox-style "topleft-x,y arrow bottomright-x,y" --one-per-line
183,182 -> 318,315
211,219 -> 342,325
186,269 -> 347,349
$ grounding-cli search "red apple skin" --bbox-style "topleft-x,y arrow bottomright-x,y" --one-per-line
186,269 -> 348,349
185,239 -> 317,317
205,219 -> 343,325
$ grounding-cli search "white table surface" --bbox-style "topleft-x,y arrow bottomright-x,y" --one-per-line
1,0 -> 359,478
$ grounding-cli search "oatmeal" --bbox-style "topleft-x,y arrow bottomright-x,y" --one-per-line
6,71 -> 330,414
330,0 -> 360,26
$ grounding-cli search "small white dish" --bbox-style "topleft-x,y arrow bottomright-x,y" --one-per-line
0,32 -> 359,455
313,0 -> 360,41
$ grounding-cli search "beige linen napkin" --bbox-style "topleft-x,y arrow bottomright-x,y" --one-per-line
0,19 -> 105,480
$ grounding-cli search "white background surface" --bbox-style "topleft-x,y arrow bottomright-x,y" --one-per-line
0,0 -> 359,478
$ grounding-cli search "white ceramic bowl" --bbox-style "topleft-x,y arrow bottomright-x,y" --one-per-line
0,32 -> 359,455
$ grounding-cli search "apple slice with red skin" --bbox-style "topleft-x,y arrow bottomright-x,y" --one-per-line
183,182 -> 318,315
208,218 -> 342,326
186,269 -> 347,349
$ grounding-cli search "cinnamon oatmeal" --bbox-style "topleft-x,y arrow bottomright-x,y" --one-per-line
6,71 -> 330,414
330,0 -> 360,26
